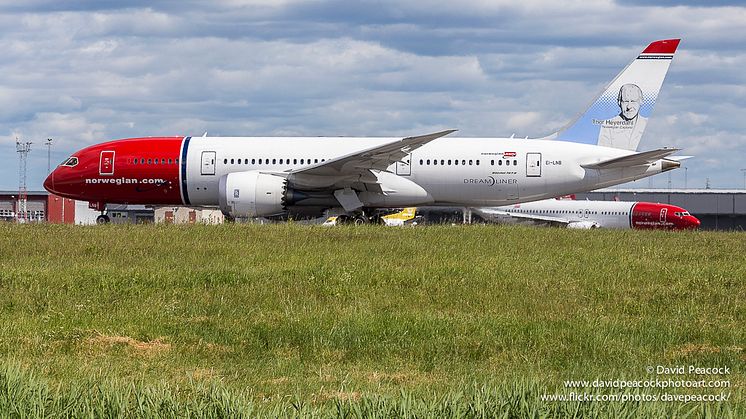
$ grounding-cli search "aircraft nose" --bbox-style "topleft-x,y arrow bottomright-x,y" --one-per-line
43,171 -> 56,194
690,216 -> 701,229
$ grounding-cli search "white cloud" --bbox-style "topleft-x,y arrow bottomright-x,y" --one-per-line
0,1 -> 745,189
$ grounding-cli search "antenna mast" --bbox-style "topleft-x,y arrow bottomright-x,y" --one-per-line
16,140 -> 32,223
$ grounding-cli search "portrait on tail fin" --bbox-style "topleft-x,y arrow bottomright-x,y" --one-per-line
549,39 -> 680,151
597,83 -> 647,150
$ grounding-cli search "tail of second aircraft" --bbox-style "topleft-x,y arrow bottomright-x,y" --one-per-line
547,39 -> 680,151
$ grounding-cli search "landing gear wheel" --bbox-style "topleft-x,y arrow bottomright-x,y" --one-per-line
96,214 -> 110,224
353,215 -> 368,225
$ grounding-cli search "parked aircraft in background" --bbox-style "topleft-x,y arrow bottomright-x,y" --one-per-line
381,207 -> 420,226
474,199 -> 700,230
45,39 -> 683,224
323,207 -> 419,226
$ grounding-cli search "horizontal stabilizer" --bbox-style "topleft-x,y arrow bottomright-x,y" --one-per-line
581,148 -> 680,169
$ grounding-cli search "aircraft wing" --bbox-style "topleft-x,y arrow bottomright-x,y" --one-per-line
474,208 -> 572,225
285,129 -> 456,189
290,130 -> 455,176
581,148 -> 680,169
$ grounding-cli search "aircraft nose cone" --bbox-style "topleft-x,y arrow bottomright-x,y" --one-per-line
43,171 -> 55,194
691,217 -> 701,229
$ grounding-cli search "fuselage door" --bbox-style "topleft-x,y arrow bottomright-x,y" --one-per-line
201,151 -> 216,175
660,207 -> 667,223
526,153 -> 541,177
99,150 -> 115,176
396,153 -> 411,176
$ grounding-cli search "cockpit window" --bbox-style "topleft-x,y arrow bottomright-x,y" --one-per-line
60,157 -> 78,167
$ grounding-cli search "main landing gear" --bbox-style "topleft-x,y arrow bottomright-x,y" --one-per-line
96,214 -> 110,224
335,211 -> 380,225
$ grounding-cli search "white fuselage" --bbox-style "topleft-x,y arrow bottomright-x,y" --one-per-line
490,199 -> 637,229
183,136 -> 665,208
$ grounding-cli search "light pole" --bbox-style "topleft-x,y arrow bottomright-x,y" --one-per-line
741,168 -> 746,189
684,167 -> 688,189
45,138 -> 53,174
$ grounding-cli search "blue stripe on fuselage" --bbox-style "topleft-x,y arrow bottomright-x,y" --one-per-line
181,137 -> 191,205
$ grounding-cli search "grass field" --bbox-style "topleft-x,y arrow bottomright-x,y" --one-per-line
0,223 -> 743,417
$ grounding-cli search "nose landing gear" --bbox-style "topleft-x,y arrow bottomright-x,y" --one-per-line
89,201 -> 109,224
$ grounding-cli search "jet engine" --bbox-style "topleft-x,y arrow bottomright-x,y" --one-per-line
567,221 -> 600,229
218,171 -> 287,218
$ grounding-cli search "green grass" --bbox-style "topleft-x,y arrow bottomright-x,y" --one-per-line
0,223 -> 743,417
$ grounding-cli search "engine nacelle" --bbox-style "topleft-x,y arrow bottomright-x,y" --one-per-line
567,221 -> 600,229
219,171 -> 287,218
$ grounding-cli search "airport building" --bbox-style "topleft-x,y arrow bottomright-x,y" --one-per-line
575,188 -> 746,230
0,190 -> 75,223
3,189 -> 744,229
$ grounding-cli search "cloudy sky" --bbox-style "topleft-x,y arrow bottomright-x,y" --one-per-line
1,0 -> 745,192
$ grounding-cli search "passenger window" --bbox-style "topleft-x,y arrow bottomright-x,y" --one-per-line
514,160 -> 518,165
148,159 -> 152,164
420,159 -> 424,165
252,159 -> 255,164
427,159 -> 430,165
434,160 -> 438,166
461,160 -> 466,165
245,159 -> 248,164
231,159 -> 234,164
476,160 -> 480,166
315,159 -> 319,163
469,160 -> 473,165
133,159 -> 138,165
455,160 -> 459,165
491,160 -> 494,166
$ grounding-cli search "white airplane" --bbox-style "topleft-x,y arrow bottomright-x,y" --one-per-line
474,199 -> 700,230
44,39 -> 684,223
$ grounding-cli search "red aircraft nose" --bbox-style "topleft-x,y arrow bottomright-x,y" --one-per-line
688,216 -> 701,229
43,171 -> 56,195
44,163 -> 82,200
